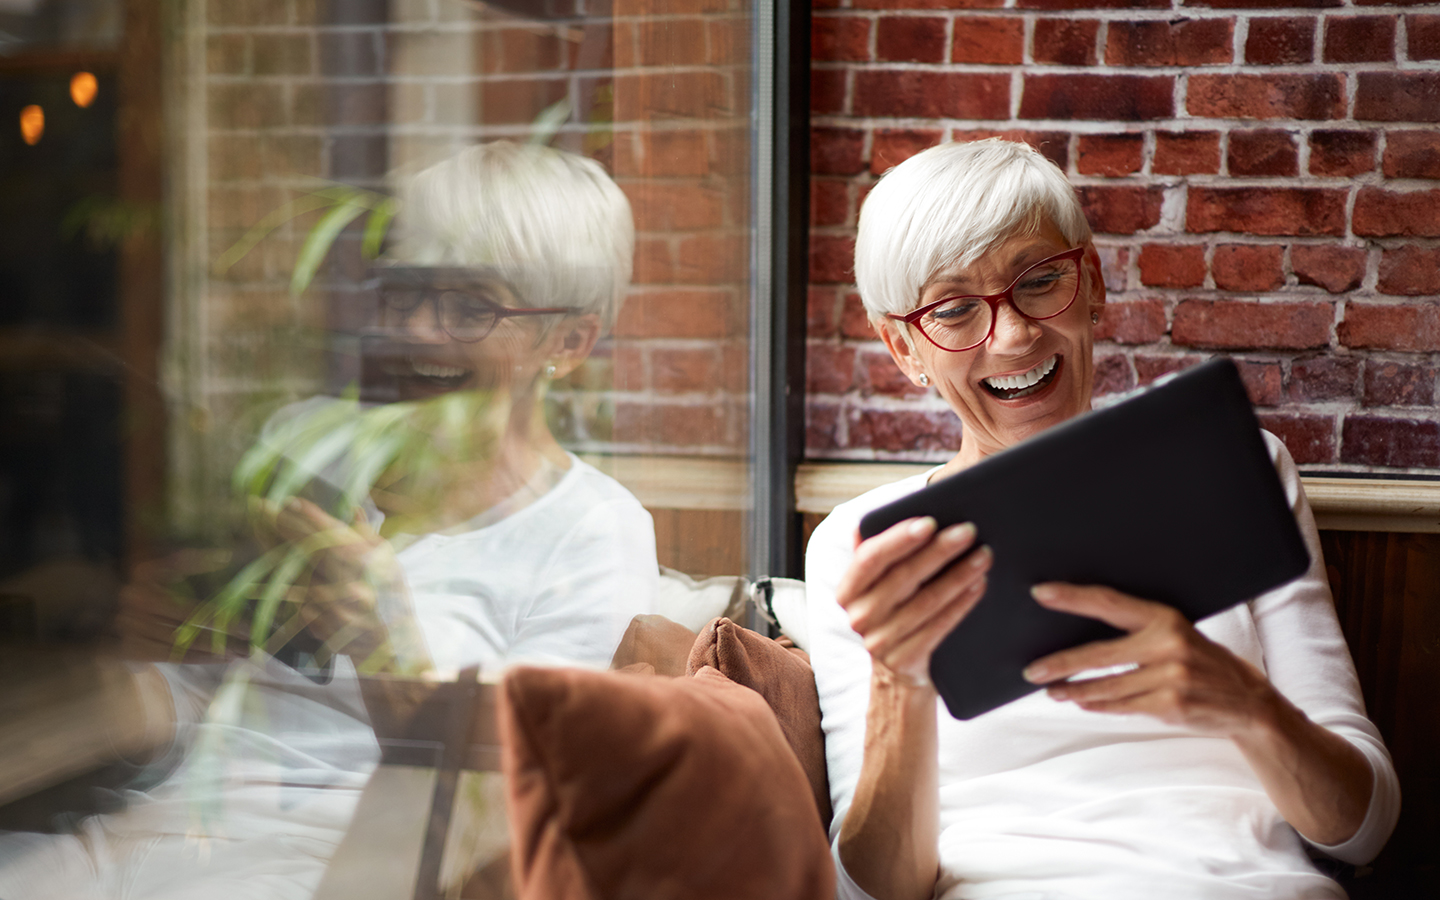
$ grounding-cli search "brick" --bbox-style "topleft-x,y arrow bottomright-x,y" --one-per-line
1292,245 -> 1365,294
806,343 -> 856,393
1341,416 -> 1440,468
871,128 -> 944,175
208,34 -> 249,74
609,345 -> 646,392
1020,74 -> 1173,121
208,84 -> 285,129
676,234 -> 745,284
613,290 -> 731,339
811,127 -> 866,176
1020,0 -> 1167,8
1257,413 -> 1335,467
1134,353 -> 1202,387
1237,360 -> 1283,406
813,15 -> 870,62
1245,17 -> 1315,65
707,17 -> 746,66
1383,130 -> 1440,178
1091,354 -> 1135,396
652,348 -> 720,394
1076,134 -> 1144,176
950,129 -> 1071,170
1188,74 -> 1344,120
1408,14 -> 1440,61
632,237 -> 675,284
481,77 -> 567,124
613,71 -> 730,121
1105,18 -> 1233,67
614,401 -> 728,447
951,16 -> 1024,64
1338,302 -> 1440,352
1228,130 -> 1298,177
1033,19 -> 1099,66
859,348 -> 927,397
812,179 -> 851,228
1153,132 -> 1221,175
1364,362 -> 1435,407
838,292 -> 875,340
614,130 -> 713,179
806,400 -> 841,453
1308,130 -> 1377,177
1093,299 -> 1168,344
1378,246 -> 1440,296
623,182 -> 725,231
207,0 -> 289,27
1356,73 -> 1440,123
1353,188 -> 1440,238
855,71 -> 1010,119
1185,0 -> 1339,7
1077,185 -> 1165,234
809,286 -> 841,338
854,0 -> 1004,8
810,233 -> 856,283
1323,15 -> 1395,64
613,0 -> 729,15
254,33 -> 311,75
849,409 -> 964,454
812,69 -> 845,115
622,19 -> 706,68
1187,188 -> 1346,237
1138,244 -> 1206,288
1289,357 -> 1360,402
876,16 -> 947,63
1095,245 -> 1130,292
322,30 -> 386,76
1172,300 -> 1332,350
1212,244 -> 1285,293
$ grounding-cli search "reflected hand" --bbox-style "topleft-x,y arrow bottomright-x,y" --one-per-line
264,498 -> 405,666
836,517 -> 992,687
118,550 -> 242,661
1024,584 -> 1277,737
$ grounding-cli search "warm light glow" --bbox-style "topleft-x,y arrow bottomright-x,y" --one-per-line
70,72 -> 98,108
19,105 -> 43,145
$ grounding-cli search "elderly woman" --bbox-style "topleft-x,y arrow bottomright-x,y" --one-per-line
806,139 -> 1399,899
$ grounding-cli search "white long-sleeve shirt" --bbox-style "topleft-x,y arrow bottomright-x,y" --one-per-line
806,433 -> 1399,900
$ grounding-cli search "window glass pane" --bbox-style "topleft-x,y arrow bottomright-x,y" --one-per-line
0,0 -> 757,893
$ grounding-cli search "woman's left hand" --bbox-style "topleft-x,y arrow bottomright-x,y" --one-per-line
1021,583 -> 1277,738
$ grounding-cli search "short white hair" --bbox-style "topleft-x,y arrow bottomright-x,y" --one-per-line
855,139 -> 1092,321
391,141 -> 634,333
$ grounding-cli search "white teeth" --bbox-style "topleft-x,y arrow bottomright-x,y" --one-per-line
984,355 -> 1057,391
412,360 -> 467,379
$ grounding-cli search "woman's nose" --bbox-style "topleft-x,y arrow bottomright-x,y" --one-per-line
402,297 -> 450,343
988,299 -> 1042,351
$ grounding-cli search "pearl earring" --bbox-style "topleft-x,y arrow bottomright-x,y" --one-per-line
544,364 -> 557,379
1091,312 -> 1100,325
919,373 -> 930,387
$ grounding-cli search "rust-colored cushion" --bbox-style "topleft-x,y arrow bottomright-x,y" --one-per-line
499,665 -> 835,900
686,617 -> 833,830
608,614 -> 698,677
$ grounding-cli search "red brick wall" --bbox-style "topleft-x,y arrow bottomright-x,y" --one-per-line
807,1 -> 1440,473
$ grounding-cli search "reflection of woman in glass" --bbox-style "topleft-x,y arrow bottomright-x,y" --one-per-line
0,142 -> 658,900
274,140 -> 660,676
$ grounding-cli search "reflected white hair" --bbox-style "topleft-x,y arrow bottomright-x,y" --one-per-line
855,138 -> 1092,321
392,141 -> 634,333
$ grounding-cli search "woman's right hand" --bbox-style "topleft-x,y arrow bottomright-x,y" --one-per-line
835,517 -> 992,687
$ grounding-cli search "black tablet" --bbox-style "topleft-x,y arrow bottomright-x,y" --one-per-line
857,358 -> 1310,721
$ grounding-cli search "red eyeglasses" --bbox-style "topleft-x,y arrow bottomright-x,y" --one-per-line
887,247 -> 1085,352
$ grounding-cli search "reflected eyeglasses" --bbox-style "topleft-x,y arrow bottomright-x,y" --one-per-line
374,267 -> 576,343
886,248 -> 1086,353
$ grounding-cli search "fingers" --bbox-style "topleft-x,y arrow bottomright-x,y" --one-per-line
840,519 -> 980,635
1030,583 -> 1173,632
861,545 -> 991,662
1044,661 -> 1180,705
867,568 -> 988,682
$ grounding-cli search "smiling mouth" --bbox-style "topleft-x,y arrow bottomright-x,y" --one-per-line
982,355 -> 1059,401
384,356 -> 473,390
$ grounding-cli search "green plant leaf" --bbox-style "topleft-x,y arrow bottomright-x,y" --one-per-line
528,97 -> 572,147
249,545 -> 310,653
362,197 -> 398,260
213,190 -> 348,277
291,194 -> 371,297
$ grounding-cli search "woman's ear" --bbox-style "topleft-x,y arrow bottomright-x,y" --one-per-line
877,318 -> 929,388
1083,244 -> 1108,320
546,314 -> 602,380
